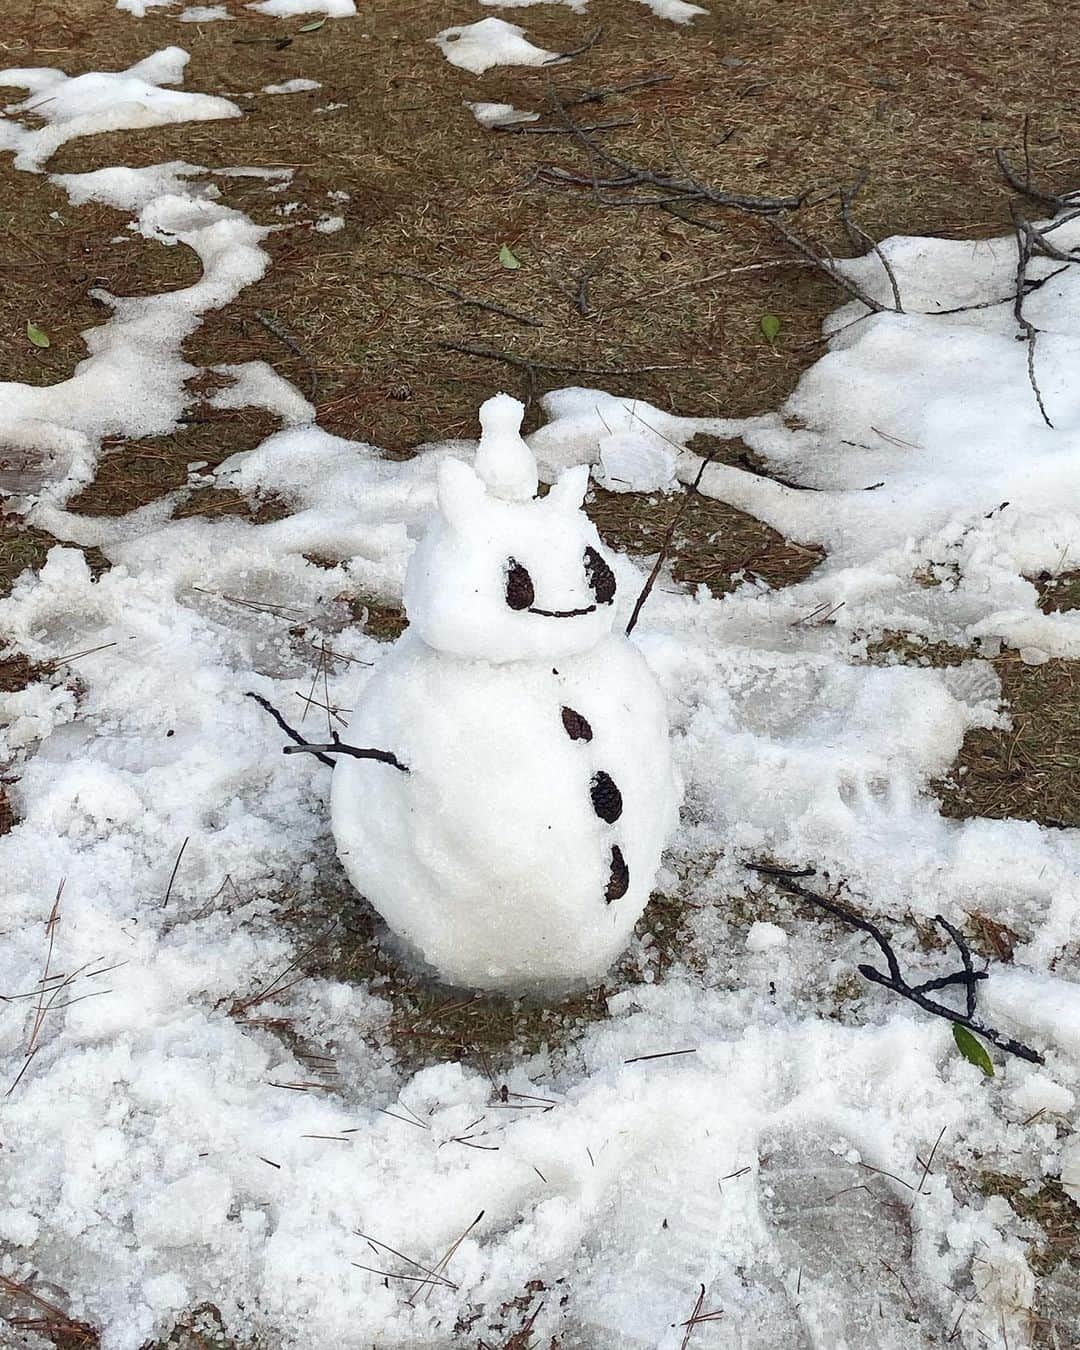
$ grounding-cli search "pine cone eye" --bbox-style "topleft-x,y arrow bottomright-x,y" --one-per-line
505,558 -> 535,611
584,546 -> 616,605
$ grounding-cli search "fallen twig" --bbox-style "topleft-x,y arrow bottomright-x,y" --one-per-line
546,25 -> 604,64
387,270 -> 541,328
495,118 -> 635,137
437,339 -> 682,377
554,73 -> 672,109
253,309 -> 318,404
1009,206 -> 1054,428
625,450 -> 715,636
0,1273 -> 98,1347
747,866 -> 1043,1064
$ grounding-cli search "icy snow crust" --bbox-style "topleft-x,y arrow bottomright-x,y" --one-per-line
1,40 -> 1080,1350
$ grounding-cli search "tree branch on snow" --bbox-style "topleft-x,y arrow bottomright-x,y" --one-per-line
747,865 -> 1044,1065
1009,205 -> 1055,429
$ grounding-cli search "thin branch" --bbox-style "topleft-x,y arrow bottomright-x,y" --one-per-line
747,867 -> 1043,1065
553,73 -> 672,110
387,270 -> 541,327
437,339 -> 683,376
247,691 -> 333,766
546,25 -> 604,63
162,837 -> 189,908
253,310 -> 318,405
625,450 -> 714,635
1010,207 -> 1054,429
494,117 -> 635,137
839,169 -> 903,312
282,736 -> 409,772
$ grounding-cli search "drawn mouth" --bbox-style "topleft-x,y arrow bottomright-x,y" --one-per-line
528,604 -> 597,619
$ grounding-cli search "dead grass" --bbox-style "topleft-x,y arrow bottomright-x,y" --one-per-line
938,655 -> 1079,829
1037,569 -> 1080,614
311,884 -> 620,1074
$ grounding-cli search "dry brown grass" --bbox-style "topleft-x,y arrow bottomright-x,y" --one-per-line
938,655 -> 1079,829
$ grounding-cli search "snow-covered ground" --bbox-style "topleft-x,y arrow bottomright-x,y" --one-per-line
1,23 -> 1079,1350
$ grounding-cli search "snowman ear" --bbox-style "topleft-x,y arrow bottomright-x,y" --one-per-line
546,463 -> 589,513
437,457 -> 486,531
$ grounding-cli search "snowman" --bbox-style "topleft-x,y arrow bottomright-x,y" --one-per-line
328,394 -> 679,991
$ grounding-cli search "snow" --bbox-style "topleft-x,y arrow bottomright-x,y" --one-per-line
635,0 -> 708,20
595,428 -> 678,492
0,48 -> 239,172
475,0 -> 707,18
0,152 -> 277,505
433,17 -> 561,74
246,0 -> 356,16
178,5 -> 233,18
0,34 -> 1079,1350
465,100 -> 539,128
261,78 -> 321,94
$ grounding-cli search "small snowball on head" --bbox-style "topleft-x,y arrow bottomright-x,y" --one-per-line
475,392 -> 538,502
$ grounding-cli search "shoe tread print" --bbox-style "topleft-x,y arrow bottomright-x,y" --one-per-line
757,1122 -> 942,1349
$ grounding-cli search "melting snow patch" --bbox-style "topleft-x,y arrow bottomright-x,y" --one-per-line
178,5 -> 233,18
0,154 -> 274,506
208,361 -> 315,426
261,78 -> 321,94
465,100 -> 539,128
314,213 -> 344,233
433,18 -> 561,74
635,0 -> 708,20
0,47 -> 239,172
246,0 -> 356,15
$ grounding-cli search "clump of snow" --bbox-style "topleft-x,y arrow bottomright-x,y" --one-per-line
178,5 -> 233,19
208,361 -> 315,426
635,0 -> 708,21
433,18 -> 561,74
0,48 -> 239,172
595,430 -> 678,492
116,0 -> 175,13
314,213 -> 344,233
246,0 -> 356,15
261,78 -> 321,94
465,100 -> 539,128
745,920 -> 787,952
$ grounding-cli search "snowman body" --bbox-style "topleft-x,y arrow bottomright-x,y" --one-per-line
331,395 -> 679,991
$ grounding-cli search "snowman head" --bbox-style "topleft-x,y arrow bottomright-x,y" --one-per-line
404,394 -> 619,663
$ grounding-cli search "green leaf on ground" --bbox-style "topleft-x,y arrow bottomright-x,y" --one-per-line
297,16 -> 326,31
499,243 -> 522,270
26,321 -> 50,349
953,1023 -> 995,1076
760,313 -> 781,342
